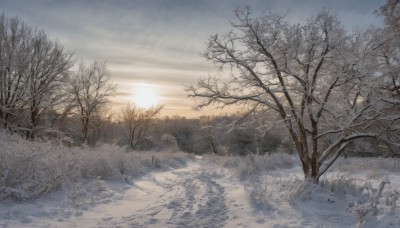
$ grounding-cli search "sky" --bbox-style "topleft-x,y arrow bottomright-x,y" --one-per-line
0,0 -> 386,117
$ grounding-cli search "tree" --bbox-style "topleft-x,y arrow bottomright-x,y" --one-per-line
197,115 -> 225,155
67,61 -> 115,144
0,13 -> 73,137
376,0 -> 400,105
119,103 -> 162,150
25,30 -> 74,139
187,8 -> 381,181
378,0 -> 400,33
375,0 -> 400,154
0,14 -> 31,130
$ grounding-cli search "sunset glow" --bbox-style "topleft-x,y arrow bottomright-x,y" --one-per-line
132,84 -> 160,109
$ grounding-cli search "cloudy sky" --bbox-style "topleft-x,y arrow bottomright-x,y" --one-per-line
1,0 -> 386,117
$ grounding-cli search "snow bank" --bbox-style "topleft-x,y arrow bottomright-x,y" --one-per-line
207,153 -> 399,227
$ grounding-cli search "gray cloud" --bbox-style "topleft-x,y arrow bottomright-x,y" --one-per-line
0,0 -> 386,117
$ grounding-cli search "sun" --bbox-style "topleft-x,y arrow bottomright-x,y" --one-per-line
132,84 -> 160,109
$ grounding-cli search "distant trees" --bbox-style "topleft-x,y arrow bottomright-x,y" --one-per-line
119,103 -> 162,150
67,61 -> 115,144
160,116 -> 198,152
0,13 -> 74,138
199,116 -> 222,154
187,8 -> 386,181
147,114 -> 283,155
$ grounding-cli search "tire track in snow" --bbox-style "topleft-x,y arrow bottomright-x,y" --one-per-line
166,171 -> 228,227
98,162 -> 229,227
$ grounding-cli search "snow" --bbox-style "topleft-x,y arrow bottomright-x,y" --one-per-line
0,157 -> 399,227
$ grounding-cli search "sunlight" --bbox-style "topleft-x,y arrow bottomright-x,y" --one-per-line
132,84 -> 160,109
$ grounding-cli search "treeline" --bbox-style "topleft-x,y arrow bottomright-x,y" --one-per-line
96,110 -> 399,157
92,111 -> 289,155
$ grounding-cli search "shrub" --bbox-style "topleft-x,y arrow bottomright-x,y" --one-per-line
0,130 -> 193,201
161,134 -> 179,152
205,152 -> 297,181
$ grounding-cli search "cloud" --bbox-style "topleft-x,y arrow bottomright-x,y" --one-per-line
0,0 -> 386,117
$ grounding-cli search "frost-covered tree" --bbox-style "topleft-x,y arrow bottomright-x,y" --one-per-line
375,0 -> 400,153
378,0 -> 400,32
119,103 -> 162,150
67,61 -> 115,144
25,31 -> 74,139
195,115 -> 227,155
0,13 -> 73,137
0,14 -> 30,130
187,8 -> 382,181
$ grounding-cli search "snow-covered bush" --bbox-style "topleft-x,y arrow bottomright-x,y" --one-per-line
63,177 -> 113,208
246,183 -> 274,211
284,176 -> 371,204
77,145 -> 194,180
0,130 -> 193,201
161,134 -> 179,152
0,131 -> 79,200
336,157 -> 400,174
350,178 -> 399,227
205,152 -> 297,181
282,176 -> 399,227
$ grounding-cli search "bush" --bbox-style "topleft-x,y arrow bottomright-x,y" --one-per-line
0,130 -> 193,201
281,176 -> 399,226
161,134 -> 179,152
205,152 -> 297,181
0,131 -> 79,200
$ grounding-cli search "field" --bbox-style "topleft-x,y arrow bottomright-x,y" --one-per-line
0,132 -> 399,227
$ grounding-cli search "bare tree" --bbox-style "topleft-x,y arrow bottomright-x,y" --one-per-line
378,0 -> 400,33
187,8 -> 382,181
198,116 -> 221,154
375,0 -> 400,153
376,0 -> 400,103
25,30 -> 74,139
68,61 -> 115,144
0,13 -> 74,138
0,14 -> 31,130
119,103 -> 162,150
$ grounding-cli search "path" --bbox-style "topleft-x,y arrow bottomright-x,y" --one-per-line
0,160 -> 267,228
95,162 -> 229,227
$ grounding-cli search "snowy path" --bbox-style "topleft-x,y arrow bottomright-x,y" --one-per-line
2,158 -> 398,227
93,162 -> 229,227
0,160 -> 254,228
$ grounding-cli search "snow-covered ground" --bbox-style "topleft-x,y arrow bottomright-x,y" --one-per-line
0,156 -> 399,227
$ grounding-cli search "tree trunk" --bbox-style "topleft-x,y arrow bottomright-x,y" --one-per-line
297,150 -> 320,183
81,118 -> 90,144
26,107 -> 39,140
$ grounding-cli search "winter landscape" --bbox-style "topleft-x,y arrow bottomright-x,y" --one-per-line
0,0 -> 400,227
